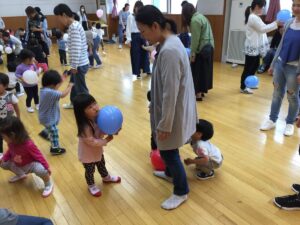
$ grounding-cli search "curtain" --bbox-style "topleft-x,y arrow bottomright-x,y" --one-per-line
265,0 -> 281,23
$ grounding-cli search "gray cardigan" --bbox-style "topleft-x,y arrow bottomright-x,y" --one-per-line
150,35 -> 198,150
270,19 -> 300,74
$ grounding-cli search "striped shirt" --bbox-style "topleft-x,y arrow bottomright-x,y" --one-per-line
68,21 -> 89,69
39,87 -> 62,127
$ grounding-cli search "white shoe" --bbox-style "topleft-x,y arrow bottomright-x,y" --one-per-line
42,182 -> 54,197
102,51 -> 106,55
240,88 -> 253,94
16,92 -> 24,97
63,103 -> 73,109
284,124 -> 294,136
153,171 -> 172,183
8,174 -> 27,183
161,194 -> 188,210
94,64 -> 102,69
88,185 -> 102,197
35,104 -> 39,110
260,119 -> 276,131
118,44 -> 122,49
27,107 -> 34,113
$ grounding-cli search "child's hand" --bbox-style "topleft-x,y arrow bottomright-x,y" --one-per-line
184,158 -> 193,165
115,127 -> 122,135
105,135 -> 114,142
47,168 -> 51,175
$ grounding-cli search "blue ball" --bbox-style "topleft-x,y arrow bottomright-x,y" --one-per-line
245,75 -> 259,88
277,10 -> 292,23
97,106 -> 123,135
186,48 -> 191,57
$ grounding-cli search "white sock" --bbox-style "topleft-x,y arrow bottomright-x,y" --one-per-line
161,194 -> 188,210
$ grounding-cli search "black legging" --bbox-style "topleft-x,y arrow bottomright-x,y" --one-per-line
240,55 -> 260,90
82,156 -> 108,186
23,85 -> 39,107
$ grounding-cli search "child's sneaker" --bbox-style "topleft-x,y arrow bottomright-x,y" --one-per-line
284,124 -> 294,136
27,107 -> 34,113
42,181 -> 54,197
103,175 -> 121,183
292,184 -> 300,194
196,170 -> 214,180
153,171 -> 172,183
9,174 -> 27,183
88,185 -> 102,197
161,194 -> 188,210
50,147 -> 66,155
16,92 -> 24,97
240,88 -> 253,94
273,194 -> 300,210
35,104 -> 39,110
260,119 -> 276,131
39,130 -> 50,141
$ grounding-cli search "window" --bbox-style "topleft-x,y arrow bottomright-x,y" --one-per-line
280,0 -> 293,10
153,0 -> 167,13
118,0 -> 129,12
171,0 -> 198,14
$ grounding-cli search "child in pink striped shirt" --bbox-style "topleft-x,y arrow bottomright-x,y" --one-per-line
0,117 -> 53,197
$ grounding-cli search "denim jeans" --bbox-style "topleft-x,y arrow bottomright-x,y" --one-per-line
269,59 -> 300,124
159,149 -> 189,196
118,24 -> 125,44
70,64 -> 89,103
89,36 -> 102,66
16,215 -> 53,225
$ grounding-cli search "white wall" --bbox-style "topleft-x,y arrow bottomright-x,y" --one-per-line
0,0 -> 97,17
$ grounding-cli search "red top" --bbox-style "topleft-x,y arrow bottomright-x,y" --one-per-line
2,139 -> 49,170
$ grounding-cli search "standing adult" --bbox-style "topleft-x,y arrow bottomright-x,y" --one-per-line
118,3 -> 130,49
54,4 -> 89,109
34,7 -> 52,51
136,5 -> 197,210
182,3 -> 214,101
260,0 -> 300,136
0,17 -> 5,30
77,5 -> 88,31
126,1 -> 150,79
239,0 -> 278,94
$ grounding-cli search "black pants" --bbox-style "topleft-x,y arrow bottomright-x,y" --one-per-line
82,156 -> 108,186
59,50 -> 67,65
0,135 -> 3,153
24,85 -> 39,107
7,53 -> 17,64
240,55 -> 260,89
82,21 -> 88,31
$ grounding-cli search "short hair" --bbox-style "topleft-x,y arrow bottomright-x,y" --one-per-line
19,49 -> 35,61
2,31 -> 10,38
53,4 -> 73,17
182,3 -> 196,26
196,119 -> 214,141
55,30 -> 63,39
73,12 -> 80,21
25,6 -> 36,16
42,70 -> 63,87
7,61 -> 17,72
96,23 -> 101,29
0,73 -> 9,86
181,1 -> 189,7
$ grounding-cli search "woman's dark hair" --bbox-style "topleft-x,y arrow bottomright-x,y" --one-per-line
35,7 -> 46,20
245,0 -> 266,24
136,5 -> 167,28
73,93 -> 97,137
0,73 -> 9,86
7,61 -> 17,73
182,3 -> 196,27
54,4 -> 73,17
133,1 -> 144,15
196,119 -> 214,141
25,6 -> 36,16
181,1 -> 189,7
42,70 -> 62,87
19,49 -> 35,61
123,3 -> 130,11
0,117 -> 30,145
96,23 -> 101,29
55,30 -> 63,39
80,5 -> 86,16
2,31 -> 10,38
73,12 -> 80,22
166,18 -> 177,34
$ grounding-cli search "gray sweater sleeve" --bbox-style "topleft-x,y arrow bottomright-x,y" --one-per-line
0,209 -> 18,225
270,19 -> 300,74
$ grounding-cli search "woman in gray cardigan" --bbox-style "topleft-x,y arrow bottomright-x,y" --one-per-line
260,2 -> 300,136
136,5 -> 197,210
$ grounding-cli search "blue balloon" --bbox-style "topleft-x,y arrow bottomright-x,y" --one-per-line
245,75 -> 259,88
186,48 -> 191,57
277,10 -> 292,23
97,106 -> 123,135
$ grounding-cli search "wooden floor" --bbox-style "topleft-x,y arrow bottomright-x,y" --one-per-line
1,44 -> 300,225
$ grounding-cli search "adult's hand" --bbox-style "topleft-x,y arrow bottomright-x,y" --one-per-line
268,68 -> 273,75
157,130 -> 170,141
70,68 -> 78,75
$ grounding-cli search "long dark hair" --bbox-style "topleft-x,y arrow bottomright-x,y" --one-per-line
136,5 -> 167,28
245,0 -> 266,24
123,3 -> 129,11
80,5 -> 86,16
73,93 -> 97,137
181,3 -> 196,27
133,1 -> 144,15
0,117 -> 30,145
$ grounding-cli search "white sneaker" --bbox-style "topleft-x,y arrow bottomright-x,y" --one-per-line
94,64 -> 102,69
8,174 -> 27,183
16,92 -> 24,97
284,124 -> 294,136
88,185 -> 102,197
35,104 -> 39,110
63,103 -> 73,109
102,51 -> 106,55
161,194 -> 188,210
153,171 -> 172,183
260,119 -> 276,131
42,182 -> 54,197
118,44 -> 122,49
240,88 -> 253,94
27,107 -> 34,113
